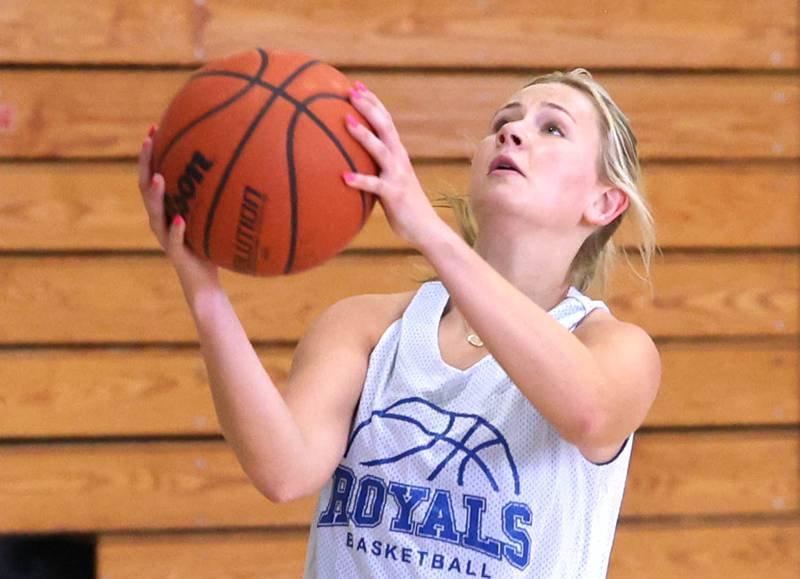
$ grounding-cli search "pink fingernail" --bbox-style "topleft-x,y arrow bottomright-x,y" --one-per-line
173,215 -> 184,227
349,87 -> 361,100
342,172 -> 355,182
355,81 -> 368,93
148,124 -> 156,137
346,114 -> 358,128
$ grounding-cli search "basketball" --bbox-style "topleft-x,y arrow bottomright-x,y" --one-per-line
150,48 -> 378,276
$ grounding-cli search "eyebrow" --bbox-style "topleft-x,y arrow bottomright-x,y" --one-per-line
493,101 -> 577,124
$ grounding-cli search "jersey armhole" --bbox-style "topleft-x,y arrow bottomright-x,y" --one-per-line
585,434 -> 631,467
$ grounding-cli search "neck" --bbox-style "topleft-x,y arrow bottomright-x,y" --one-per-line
443,227 -> 582,343
471,228 -> 578,312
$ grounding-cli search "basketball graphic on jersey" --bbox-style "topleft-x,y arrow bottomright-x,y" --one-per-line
345,396 -> 521,495
305,283 -> 630,577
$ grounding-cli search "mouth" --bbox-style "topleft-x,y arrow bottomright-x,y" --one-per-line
488,155 -> 525,176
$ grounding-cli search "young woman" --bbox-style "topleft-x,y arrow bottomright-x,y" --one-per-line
138,68 -> 660,578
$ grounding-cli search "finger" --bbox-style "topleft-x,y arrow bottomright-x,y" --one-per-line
147,124 -> 158,175
346,114 -> 392,168
167,214 -> 186,254
144,173 -> 169,240
138,124 -> 159,192
349,84 -> 404,154
342,172 -> 383,196
352,82 -> 390,116
138,136 -> 153,192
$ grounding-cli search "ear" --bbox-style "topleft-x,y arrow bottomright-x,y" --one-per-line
584,186 -> 629,226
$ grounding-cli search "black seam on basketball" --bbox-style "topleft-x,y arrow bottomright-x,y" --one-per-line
170,55 -> 369,273
154,49 -> 269,174
284,92 -> 370,274
188,47 -> 270,81
202,59 -> 323,262
193,70 -> 371,236
180,66 -> 372,225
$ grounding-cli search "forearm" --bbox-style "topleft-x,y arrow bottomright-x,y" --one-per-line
183,280 -> 308,500
419,226 -> 604,444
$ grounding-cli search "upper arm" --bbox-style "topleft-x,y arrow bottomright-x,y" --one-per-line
279,294 -> 387,500
574,313 -> 662,458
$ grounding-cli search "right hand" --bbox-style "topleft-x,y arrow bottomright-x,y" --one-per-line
138,125 -> 221,293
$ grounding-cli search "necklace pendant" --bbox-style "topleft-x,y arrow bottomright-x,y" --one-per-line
466,333 -> 484,348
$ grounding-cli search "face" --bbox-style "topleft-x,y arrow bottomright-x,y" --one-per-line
469,82 -> 611,233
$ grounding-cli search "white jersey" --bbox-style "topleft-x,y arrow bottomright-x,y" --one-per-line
303,281 -> 633,578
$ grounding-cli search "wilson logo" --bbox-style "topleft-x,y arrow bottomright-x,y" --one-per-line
165,150 -> 214,217
233,185 -> 268,273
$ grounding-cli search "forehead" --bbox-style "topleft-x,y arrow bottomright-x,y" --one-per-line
504,82 -> 598,126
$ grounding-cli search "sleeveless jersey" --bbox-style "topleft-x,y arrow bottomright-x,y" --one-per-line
303,281 -> 633,578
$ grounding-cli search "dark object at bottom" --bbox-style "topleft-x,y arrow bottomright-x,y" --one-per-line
0,534 -> 95,579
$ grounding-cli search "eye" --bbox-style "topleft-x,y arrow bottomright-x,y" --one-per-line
491,117 -> 565,137
491,117 -> 507,132
545,123 -> 564,137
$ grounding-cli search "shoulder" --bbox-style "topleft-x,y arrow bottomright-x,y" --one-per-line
573,307 -> 661,406
573,308 -> 657,357
332,287 -> 418,349
572,308 -> 661,463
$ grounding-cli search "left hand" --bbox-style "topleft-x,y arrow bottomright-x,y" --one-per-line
342,81 -> 444,250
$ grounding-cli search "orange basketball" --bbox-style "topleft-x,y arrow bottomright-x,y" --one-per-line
150,48 -> 378,276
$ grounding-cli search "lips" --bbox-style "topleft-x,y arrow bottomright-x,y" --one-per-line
488,154 -> 524,176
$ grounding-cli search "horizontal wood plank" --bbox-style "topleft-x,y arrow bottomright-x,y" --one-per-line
0,253 -> 795,344
0,441 -> 316,533
629,162 -> 800,248
95,521 -> 800,579
0,340 -> 795,439
0,254 -> 415,344
0,254 -> 800,344
0,348 -> 233,438
621,431 -> 798,517
97,530 -> 309,579
605,253 -> 797,337
2,0 -> 796,69
1,161 -> 797,251
650,341 -> 798,427
611,521 -> 800,579
0,432 -> 796,533
0,72 -> 796,160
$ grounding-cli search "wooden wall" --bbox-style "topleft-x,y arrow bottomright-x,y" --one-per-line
0,1 -> 798,577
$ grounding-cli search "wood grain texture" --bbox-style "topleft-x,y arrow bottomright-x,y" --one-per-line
0,433 -> 795,533
0,340 -> 795,439
0,0 -> 797,569
0,72 -> 796,159
1,161 -> 797,251
610,521 -> 800,579
97,530 -> 309,579
0,254 -> 418,344
622,431 -> 798,517
651,341 -> 799,426
0,253 -> 794,344
1,0 -> 796,69
605,253 -> 797,337
0,441 -> 317,533
95,521 -> 800,579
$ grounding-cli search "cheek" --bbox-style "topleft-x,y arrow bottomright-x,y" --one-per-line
530,154 -> 595,220
468,145 -> 492,193
541,146 -> 595,190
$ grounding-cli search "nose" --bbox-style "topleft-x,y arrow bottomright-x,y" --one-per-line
495,122 -> 523,147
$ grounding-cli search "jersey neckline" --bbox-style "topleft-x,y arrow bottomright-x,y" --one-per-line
429,281 -> 581,376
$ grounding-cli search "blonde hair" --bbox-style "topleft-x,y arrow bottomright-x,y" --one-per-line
417,68 -> 656,297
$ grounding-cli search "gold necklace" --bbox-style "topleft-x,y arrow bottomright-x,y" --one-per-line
462,314 -> 484,348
